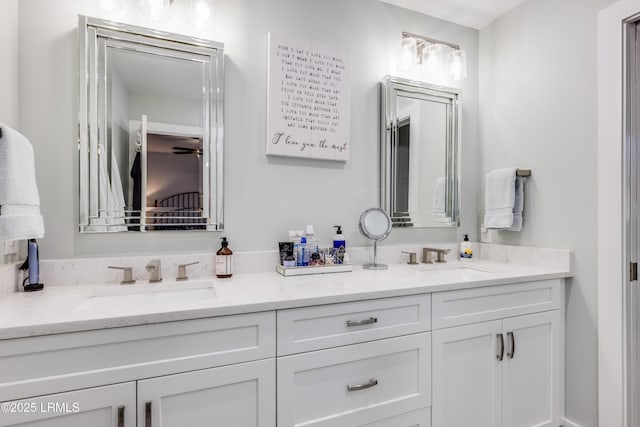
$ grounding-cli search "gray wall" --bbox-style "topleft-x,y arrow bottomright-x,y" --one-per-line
17,0 -> 479,258
0,0 -> 18,129
0,0 -> 20,265
479,0 -> 615,425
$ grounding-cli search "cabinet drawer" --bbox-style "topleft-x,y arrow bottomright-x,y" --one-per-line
432,279 -> 563,329
0,311 -> 275,402
277,333 -> 431,427
362,408 -> 431,427
277,295 -> 430,355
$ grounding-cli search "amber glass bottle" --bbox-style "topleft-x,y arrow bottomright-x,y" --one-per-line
215,237 -> 233,278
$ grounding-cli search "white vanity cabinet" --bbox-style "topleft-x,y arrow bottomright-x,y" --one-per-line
0,312 -> 276,427
0,382 -> 136,427
431,280 -> 564,427
276,295 -> 432,427
0,275 -> 566,427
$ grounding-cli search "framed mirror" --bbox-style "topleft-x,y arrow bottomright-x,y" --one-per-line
78,16 -> 224,233
381,76 -> 460,228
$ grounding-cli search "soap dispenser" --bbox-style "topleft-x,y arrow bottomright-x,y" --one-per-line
460,234 -> 473,261
216,237 -> 233,278
333,225 -> 346,264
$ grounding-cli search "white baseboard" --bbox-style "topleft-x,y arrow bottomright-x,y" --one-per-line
562,417 -> 584,427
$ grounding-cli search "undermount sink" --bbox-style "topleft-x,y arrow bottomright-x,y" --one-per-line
74,281 -> 216,312
417,264 -> 495,278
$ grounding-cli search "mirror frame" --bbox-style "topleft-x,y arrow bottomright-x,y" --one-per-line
359,207 -> 392,241
380,75 -> 461,228
78,15 -> 225,232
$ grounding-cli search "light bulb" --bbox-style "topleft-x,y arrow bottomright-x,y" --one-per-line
189,0 -> 212,30
141,0 -> 173,21
421,43 -> 443,80
400,37 -> 417,72
448,49 -> 467,81
99,0 -> 122,12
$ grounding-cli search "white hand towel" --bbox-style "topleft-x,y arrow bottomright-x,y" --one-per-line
432,177 -> 445,216
508,176 -> 524,231
432,177 -> 451,223
0,123 -> 45,240
484,167 -> 517,229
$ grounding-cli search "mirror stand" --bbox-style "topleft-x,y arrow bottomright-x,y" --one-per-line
363,240 -> 387,270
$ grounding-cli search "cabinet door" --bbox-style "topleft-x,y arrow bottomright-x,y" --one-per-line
137,358 -> 275,427
432,320 -> 502,427
502,311 -> 562,427
0,382 -> 135,427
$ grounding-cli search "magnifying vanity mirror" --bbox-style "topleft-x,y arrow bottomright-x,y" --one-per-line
381,76 -> 460,228
78,16 -> 224,233
359,208 -> 392,270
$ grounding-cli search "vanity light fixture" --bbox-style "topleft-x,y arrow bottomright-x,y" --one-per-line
99,0 -> 123,13
400,37 -> 418,71
401,32 -> 468,81
140,0 -> 175,22
188,0 -> 212,30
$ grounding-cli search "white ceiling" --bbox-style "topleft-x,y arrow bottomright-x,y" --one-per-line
379,0 -> 526,29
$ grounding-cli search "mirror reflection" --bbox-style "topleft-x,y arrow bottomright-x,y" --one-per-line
79,16 -> 224,233
381,76 -> 460,228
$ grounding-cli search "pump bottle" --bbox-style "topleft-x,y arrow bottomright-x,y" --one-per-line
333,225 -> 346,264
216,237 -> 233,278
460,234 -> 473,261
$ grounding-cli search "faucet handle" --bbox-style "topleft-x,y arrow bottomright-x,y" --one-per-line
177,261 -> 199,281
421,249 -> 433,264
108,266 -> 135,285
401,251 -> 418,265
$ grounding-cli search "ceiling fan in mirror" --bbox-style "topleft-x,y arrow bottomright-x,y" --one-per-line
172,146 -> 203,156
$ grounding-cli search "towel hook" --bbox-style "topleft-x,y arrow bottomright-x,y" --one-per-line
516,169 -> 531,177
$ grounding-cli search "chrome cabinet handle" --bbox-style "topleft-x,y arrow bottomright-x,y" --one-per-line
496,333 -> 504,361
346,317 -> 378,327
507,332 -> 515,359
117,406 -> 125,427
145,402 -> 152,427
347,378 -> 379,392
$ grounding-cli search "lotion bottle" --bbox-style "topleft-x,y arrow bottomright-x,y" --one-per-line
460,234 -> 473,261
305,225 -> 319,263
216,237 -> 233,278
333,225 -> 346,264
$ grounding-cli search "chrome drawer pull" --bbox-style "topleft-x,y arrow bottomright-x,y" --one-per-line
145,402 -> 152,427
346,317 -> 378,327
496,333 -> 504,361
347,378 -> 379,392
117,406 -> 125,427
507,331 -> 515,359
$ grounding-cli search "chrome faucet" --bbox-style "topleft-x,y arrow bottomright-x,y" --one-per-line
146,259 -> 162,283
422,248 -> 451,264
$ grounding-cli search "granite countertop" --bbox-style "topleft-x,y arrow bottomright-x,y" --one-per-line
0,260 -> 572,340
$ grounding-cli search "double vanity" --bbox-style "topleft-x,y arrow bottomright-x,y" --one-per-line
0,247 -> 571,427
